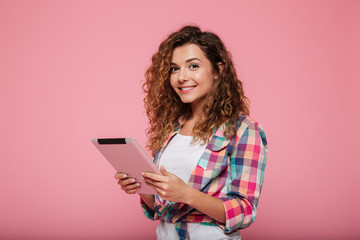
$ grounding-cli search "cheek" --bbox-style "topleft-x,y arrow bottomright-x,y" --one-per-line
203,73 -> 215,88
195,70 -> 213,86
169,77 -> 177,91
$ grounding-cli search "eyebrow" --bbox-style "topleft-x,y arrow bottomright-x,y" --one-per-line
170,58 -> 201,65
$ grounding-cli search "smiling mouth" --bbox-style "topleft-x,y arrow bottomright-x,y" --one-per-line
179,86 -> 196,91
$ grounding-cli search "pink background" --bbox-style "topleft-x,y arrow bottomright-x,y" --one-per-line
1,0 -> 359,239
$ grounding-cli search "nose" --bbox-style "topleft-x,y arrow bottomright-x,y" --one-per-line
178,68 -> 189,83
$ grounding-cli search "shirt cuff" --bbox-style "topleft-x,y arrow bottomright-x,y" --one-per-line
220,196 -> 254,233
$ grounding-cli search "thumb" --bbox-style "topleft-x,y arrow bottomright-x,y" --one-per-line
160,165 -> 169,175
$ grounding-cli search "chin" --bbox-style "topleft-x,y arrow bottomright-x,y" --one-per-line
179,97 -> 193,104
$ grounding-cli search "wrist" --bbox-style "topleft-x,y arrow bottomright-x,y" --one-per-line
139,194 -> 155,210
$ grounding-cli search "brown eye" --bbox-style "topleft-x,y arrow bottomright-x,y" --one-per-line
170,66 -> 179,73
189,64 -> 199,69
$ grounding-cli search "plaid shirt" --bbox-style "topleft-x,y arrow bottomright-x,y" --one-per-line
141,114 -> 268,240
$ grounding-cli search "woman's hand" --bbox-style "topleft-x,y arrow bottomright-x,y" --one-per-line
114,172 -> 141,194
143,166 -> 191,203
143,166 -> 226,223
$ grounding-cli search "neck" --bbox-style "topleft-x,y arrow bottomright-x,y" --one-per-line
190,101 -> 204,121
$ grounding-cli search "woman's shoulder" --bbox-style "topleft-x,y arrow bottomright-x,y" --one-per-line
237,113 -> 262,130
236,113 -> 268,150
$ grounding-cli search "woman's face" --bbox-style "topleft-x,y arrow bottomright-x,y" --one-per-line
169,44 -> 217,110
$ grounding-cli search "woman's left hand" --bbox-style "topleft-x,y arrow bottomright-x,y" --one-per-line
143,166 -> 191,203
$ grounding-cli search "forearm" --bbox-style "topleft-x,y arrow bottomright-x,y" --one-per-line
139,194 -> 155,211
184,186 -> 226,223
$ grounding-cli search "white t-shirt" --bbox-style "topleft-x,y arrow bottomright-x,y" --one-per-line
156,133 -> 241,240
158,133 -> 206,183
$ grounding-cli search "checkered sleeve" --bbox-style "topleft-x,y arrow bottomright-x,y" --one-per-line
140,195 -> 179,221
220,120 -> 268,233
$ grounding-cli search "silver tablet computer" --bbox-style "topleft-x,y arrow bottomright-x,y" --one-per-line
92,138 -> 160,194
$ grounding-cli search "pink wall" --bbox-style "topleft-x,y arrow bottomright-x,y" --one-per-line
1,0 -> 359,239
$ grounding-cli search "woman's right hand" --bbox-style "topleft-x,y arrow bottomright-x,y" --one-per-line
114,172 -> 141,194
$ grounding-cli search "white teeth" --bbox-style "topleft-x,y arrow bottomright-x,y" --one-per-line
180,86 -> 195,91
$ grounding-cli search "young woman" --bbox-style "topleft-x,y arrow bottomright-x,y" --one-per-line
115,25 -> 268,240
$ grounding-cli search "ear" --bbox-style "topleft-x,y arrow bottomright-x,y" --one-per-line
214,62 -> 223,79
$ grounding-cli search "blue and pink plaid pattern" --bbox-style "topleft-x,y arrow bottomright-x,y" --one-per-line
141,114 -> 268,239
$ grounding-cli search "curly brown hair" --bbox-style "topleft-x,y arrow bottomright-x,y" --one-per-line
143,25 -> 249,156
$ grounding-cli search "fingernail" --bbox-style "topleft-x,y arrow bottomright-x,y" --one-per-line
141,172 -> 144,176
122,174 -> 127,178
136,183 -> 140,187
131,179 -> 135,183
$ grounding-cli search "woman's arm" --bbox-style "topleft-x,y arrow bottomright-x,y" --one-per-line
143,166 -> 226,223
139,194 -> 155,211
183,184 -> 226,223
